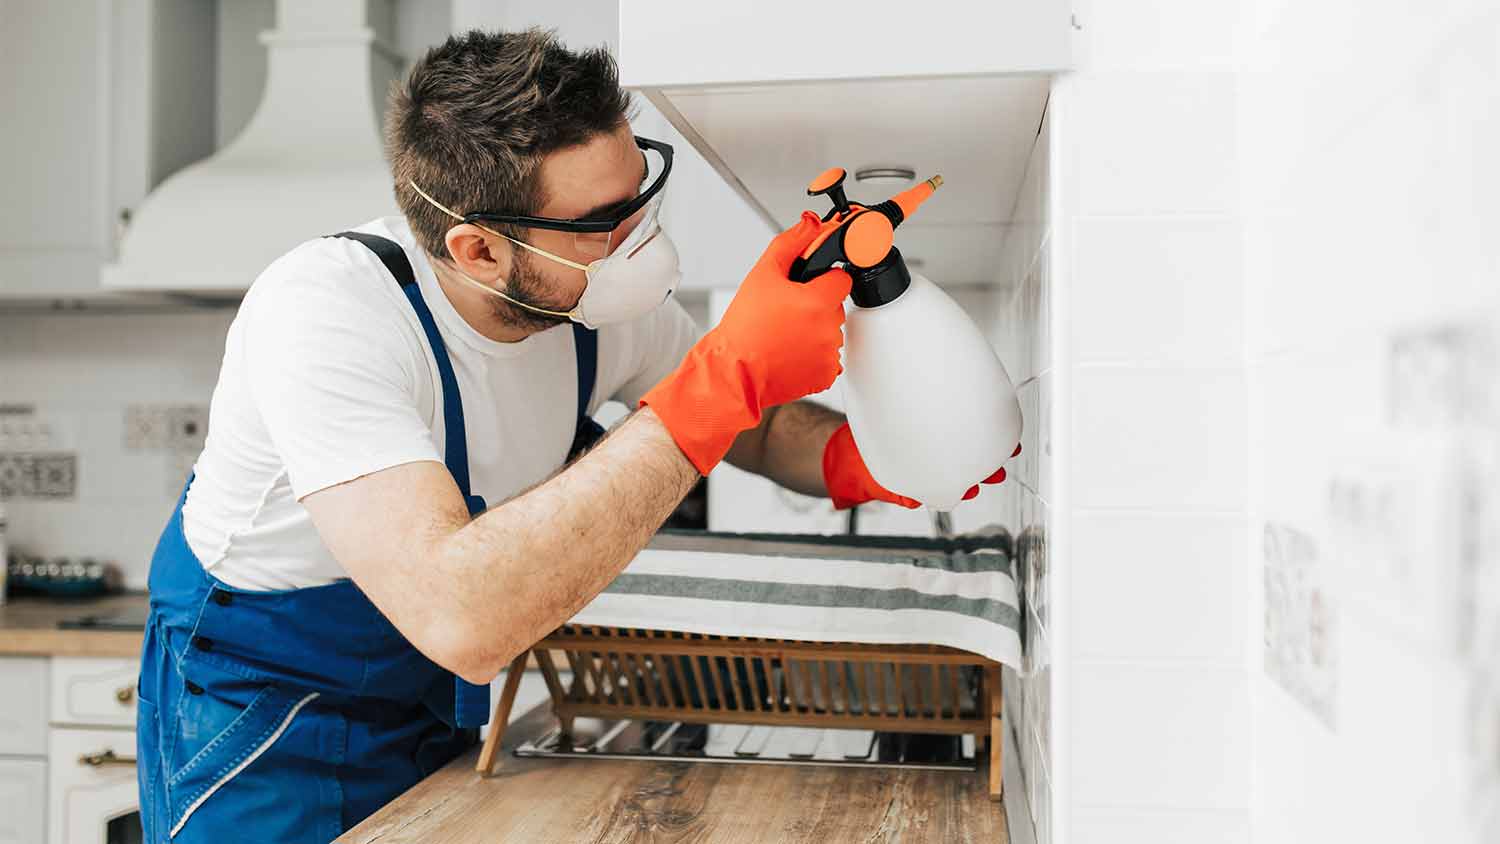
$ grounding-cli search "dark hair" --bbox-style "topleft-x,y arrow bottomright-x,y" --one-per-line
385,28 -> 633,258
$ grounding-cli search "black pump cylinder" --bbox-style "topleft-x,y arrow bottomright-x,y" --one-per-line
849,247 -> 912,308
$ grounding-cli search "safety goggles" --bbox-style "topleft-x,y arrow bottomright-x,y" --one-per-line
448,136 -> 673,260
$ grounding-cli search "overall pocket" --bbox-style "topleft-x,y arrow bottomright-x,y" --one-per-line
164,680 -> 321,838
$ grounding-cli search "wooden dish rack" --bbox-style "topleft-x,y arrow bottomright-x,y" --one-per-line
477,624 -> 1005,799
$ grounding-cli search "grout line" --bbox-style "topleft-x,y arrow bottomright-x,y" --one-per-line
1003,715 -> 1038,844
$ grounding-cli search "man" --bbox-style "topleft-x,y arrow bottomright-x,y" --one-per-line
135,29 -> 1007,842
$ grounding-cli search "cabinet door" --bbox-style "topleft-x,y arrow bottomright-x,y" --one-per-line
47,728 -> 139,844
0,0 -> 215,298
0,759 -> 47,844
0,657 -> 49,756
50,658 -> 138,729
0,0 -> 110,296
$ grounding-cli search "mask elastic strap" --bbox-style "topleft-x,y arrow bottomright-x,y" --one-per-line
407,180 -> 585,322
407,180 -> 593,273
447,269 -> 579,321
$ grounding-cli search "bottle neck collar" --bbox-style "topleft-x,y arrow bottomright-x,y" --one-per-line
849,247 -> 912,308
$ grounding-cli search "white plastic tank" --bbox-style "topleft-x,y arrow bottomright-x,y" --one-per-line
841,271 -> 1023,510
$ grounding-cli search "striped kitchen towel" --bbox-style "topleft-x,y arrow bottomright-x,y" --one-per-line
568,529 -> 1023,670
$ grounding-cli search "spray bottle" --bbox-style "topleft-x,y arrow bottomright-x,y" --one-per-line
789,167 -> 1023,510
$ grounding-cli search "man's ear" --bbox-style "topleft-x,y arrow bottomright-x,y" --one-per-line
444,223 -> 510,282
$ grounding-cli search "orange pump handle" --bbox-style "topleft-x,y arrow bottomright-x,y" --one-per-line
843,212 -> 895,268
808,167 -> 846,194
788,171 -> 942,283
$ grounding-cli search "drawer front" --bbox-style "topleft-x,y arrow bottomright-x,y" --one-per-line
48,727 -> 138,844
49,657 -> 138,728
0,758 -> 47,844
0,657 -> 48,756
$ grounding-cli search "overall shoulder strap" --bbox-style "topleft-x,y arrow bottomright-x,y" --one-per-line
327,231 -> 482,513
569,323 -> 605,458
571,323 -> 598,421
329,230 -> 417,287
329,230 -> 490,728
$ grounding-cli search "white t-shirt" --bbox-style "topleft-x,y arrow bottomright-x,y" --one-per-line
181,216 -> 699,591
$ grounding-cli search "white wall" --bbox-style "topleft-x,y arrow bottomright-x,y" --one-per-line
1241,0 -> 1500,842
0,309 -> 236,588
1050,1 -> 1249,841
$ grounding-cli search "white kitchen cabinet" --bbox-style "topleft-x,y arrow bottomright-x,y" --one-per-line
0,758 -> 47,844
0,657 -> 49,757
49,658 -> 138,730
0,0 -> 215,300
47,727 -> 139,844
618,1 -> 1061,290
618,1 -> 1071,88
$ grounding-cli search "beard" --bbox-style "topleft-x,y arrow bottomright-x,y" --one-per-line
490,243 -> 574,332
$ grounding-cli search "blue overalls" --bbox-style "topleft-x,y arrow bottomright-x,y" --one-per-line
135,232 -> 606,842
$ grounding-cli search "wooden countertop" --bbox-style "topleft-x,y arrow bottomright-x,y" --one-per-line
339,704 -> 1009,844
0,593 -> 147,658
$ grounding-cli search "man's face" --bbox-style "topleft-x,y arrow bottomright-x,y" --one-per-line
493,124 -> 648,329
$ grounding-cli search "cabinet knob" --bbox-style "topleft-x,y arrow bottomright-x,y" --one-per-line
115,685 -> 135,705
78,749 -> 136,768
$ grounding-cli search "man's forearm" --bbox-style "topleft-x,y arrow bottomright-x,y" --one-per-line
434,406 -> 698,681
725,400 -> 845,497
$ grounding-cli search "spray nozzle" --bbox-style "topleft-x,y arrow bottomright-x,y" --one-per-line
788,170 -> 942,304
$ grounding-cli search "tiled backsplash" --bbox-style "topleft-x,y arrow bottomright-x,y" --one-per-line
0,309 -> 235,588
1051,2 -> 1251,839
988,100 -> 1054,844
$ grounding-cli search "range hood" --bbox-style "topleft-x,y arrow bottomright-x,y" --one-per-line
102,0 -> 397,294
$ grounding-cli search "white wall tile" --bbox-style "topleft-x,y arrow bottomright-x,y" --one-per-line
1072,218 -> 1243,367
1072,808 -> 1250,844
1016,380 -> 1042,492
0,310 -> 235,587
981,94 -> 1056,844
1071,663 -> 1249,809
1071,73 -> 1238,217
1072,511 -> 1247,661
1037,370 -> 1053,504
1072,369 -> 1247,511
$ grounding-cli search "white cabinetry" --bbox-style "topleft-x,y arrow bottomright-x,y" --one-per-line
49,659 -> 139,730
618,1 -> 1062,289
0,657 -> 49,842
618,1 -> 1070,88
0,654 -> 147,844
0,0 -> 215,300
45,657 -> 140,844
46,728 -> 138,844
0,758 -> 47,844
0,657 -> 49,756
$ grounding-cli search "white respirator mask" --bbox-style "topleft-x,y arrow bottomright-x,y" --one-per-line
407,137 -> 681,330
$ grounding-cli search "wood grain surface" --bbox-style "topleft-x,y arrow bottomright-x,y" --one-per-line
0,593 -> 146,657
340,704 -> 1008,844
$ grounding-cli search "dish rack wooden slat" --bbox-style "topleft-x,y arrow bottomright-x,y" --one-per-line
478,625 -> 1005,800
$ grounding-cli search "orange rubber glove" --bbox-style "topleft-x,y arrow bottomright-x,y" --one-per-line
823,423 -> 1021,510
642,212 -> 852,474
